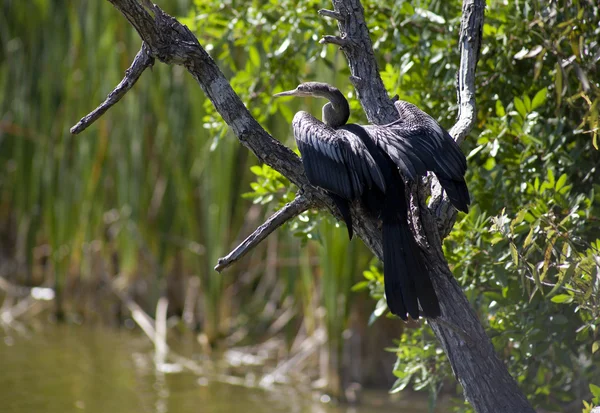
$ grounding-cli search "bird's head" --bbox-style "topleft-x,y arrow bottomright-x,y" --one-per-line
274,82 -> 350,128
274,82 -> 339,99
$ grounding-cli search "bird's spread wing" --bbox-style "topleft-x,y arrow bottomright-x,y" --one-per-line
389,101 -> 467,180
292,112 -> 385,200
361,125 -> 429,181
362,101 -> 470,212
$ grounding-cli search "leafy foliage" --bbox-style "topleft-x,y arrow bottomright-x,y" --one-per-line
351,0 -> 600,411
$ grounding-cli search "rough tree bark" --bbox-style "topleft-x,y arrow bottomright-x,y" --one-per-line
71,0 -> 536,412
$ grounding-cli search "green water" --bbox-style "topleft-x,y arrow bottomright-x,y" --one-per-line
0,325 -> 436,413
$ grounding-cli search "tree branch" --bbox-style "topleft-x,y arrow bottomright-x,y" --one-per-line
317,9 -> 342,21
72,0 -> 343,281
428,0 -> 485,231
214,195 -> 313,272
449,0 -> 483,146
327,0 -> 398,125
70,43 -> 154,134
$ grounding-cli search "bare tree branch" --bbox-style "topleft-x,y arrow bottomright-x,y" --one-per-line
319,35 -> 350,47
429,0 -> 485,231
100,1 -> 311,191
317,9 -> 342,21
70,44 -> 154,134
326,0 -> 398,124
449,0 -> 483,146
72,0 -> 342,264
215,195 -> 313,273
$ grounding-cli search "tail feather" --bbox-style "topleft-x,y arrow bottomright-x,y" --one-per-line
438,177 -> 470,213
383,220 -> 418,320
382,181 -> 441,320
327,191 -> 353,240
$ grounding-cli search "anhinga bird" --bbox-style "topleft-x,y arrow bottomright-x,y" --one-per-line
274,82 -> 469,320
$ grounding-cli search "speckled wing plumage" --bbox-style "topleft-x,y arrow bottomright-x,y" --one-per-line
362,101 -> 470,212
291,111 -> 386,200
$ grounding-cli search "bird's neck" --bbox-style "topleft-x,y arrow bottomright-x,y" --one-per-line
321,90 -> 350,128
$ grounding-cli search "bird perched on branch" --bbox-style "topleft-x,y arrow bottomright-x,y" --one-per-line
274,82 -> 469,320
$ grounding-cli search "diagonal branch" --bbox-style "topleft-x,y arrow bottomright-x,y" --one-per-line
72,0 -> 343,281
215,195 -> 313,272
70,43 -> 154,134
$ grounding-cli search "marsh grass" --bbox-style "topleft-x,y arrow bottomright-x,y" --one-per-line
0,1 -> 383,397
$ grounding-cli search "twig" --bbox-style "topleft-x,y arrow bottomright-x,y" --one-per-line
319,35 -> 350,48
524,275 -> 584,295
318,9 -> 343,21
155,296 -> 169,367
215,195 -> 313,272
70,43 -> 154,134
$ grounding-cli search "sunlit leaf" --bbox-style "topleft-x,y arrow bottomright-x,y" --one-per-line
550,294 -> 573,304
495,99 -> 506,117
531,88 -> 548,110
546,263 -> 576,298
555,62 -> 563,107
510,243 -> 519,266
514,97 -> 527,118
590,383 -> 600,399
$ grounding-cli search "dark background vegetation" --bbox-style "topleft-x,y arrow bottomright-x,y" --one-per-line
1,0 -> 599,412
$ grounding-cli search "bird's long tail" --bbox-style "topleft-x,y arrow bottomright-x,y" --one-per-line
382,182 -> 440,320
327,191 -> 353,239
437,177 -> 470,213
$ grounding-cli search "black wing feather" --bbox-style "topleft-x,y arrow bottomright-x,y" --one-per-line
292,112 -> 385,199
365,101 -> 470,212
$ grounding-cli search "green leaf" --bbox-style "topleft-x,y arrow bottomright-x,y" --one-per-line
592,341 -> 600,354
523,226 -> 535,249
510,243 -> 519,266
590,383 -> 600,399
541,239 -> 555,281
547,169 -> 555,187
523,95 -> 532,113
274,37 -> 291,56
495,99 -> 506,117
248,46 -> 260,69
528,262 -> 544,296
513,209 -> 527,226
369,298 -> 387,325
250,165 -> 263,176
390,376 -> 411,394
555,173 -> 567,191
514,97 -> 527,118
531,88 -> 548,110
555,63 -> 563,107
550,294 -> 573,304
351,281 -> 370,292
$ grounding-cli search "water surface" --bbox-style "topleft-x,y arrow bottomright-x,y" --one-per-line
0,324 -> 438,413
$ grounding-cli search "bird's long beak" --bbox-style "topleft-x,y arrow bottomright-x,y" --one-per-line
273,89 -> 307,98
